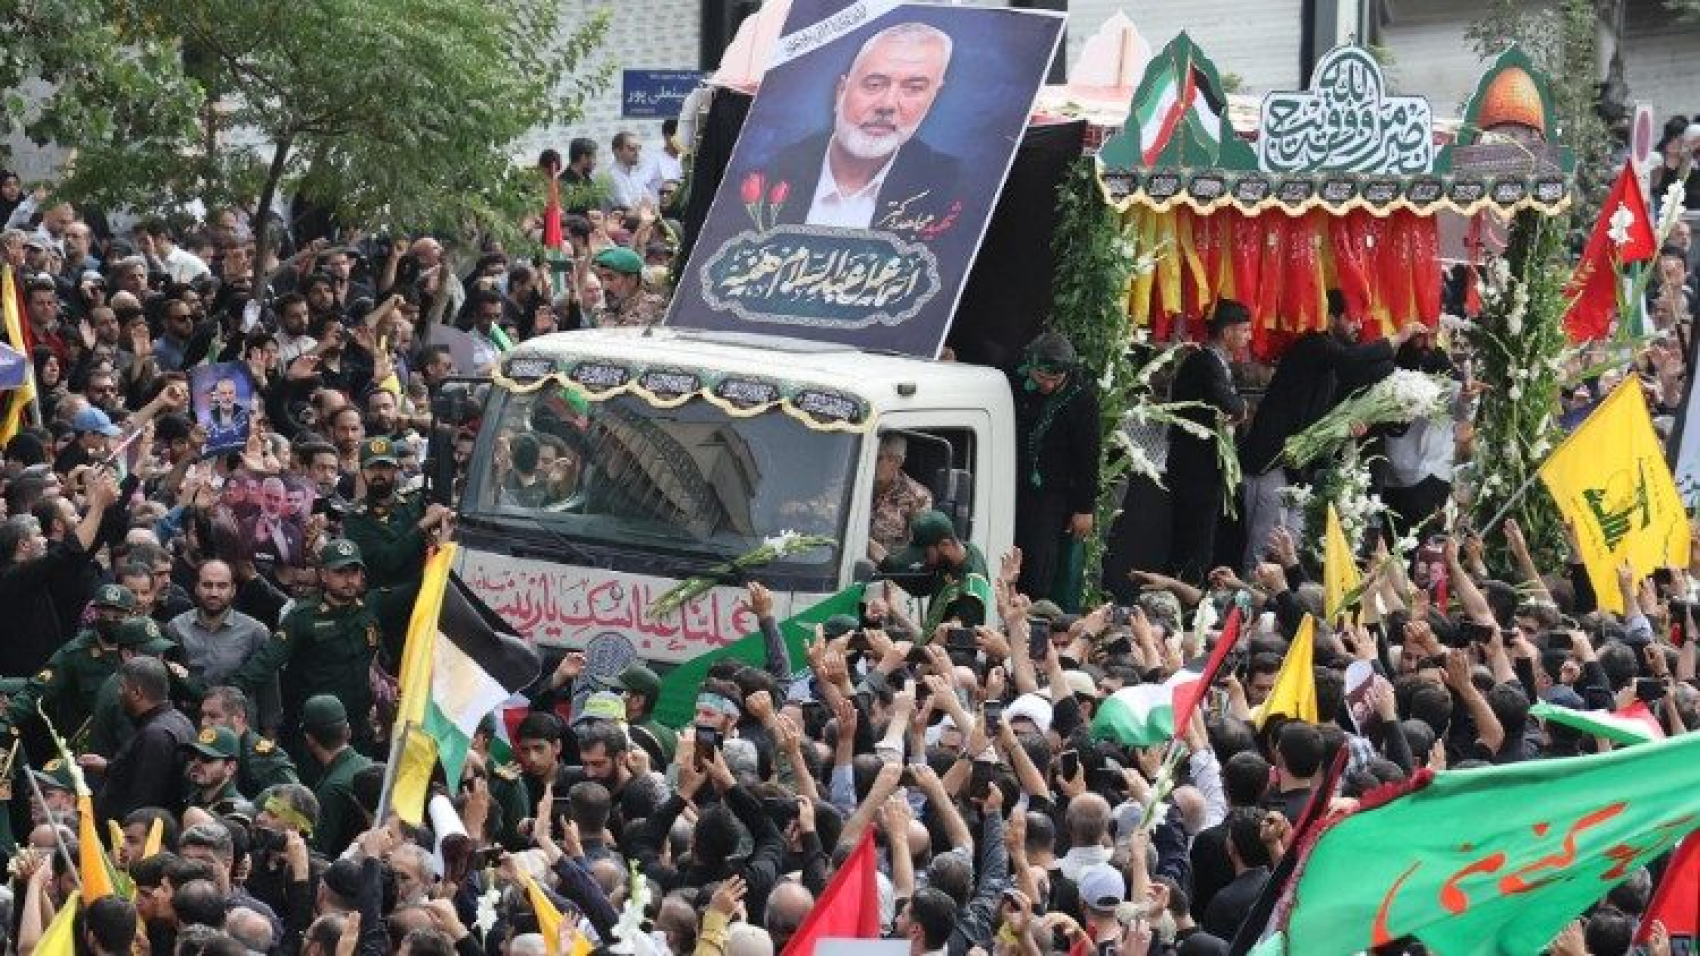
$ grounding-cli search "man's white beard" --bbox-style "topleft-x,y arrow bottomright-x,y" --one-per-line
833,107 -> 914,161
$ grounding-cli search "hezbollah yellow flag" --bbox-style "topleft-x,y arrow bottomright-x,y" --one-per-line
142,816 -> 165,860
519,871 -> 590,956
386,543 -> 456,826
0,265 -> 37,446
1539,381 -> 1687,614
35,891 -> 79,956
1323,504 -> 1361,622
1252,616 -> 1318,728
76,795 -> 116,901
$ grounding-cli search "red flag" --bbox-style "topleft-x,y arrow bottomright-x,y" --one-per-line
780,827 -> 881,956
1636,832 -> 1700,943
1564,161 -> 1657,341
1170,607 -> 1242,736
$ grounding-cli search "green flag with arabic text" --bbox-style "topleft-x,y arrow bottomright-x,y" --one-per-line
1259,731 -> 1700,956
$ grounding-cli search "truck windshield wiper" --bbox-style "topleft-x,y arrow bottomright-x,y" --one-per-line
460,510 -> 601,567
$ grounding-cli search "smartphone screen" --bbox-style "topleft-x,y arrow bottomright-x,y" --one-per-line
1059,749 -> 1080,781
983,700 -> 1002,735
1028,620 -> 1050,660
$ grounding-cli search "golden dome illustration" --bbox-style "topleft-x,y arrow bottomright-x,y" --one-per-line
1478,67 -> 1545,133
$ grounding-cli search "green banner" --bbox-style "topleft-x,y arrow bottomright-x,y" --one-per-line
1272,732 -> 1700,955
653,584 -> 865,729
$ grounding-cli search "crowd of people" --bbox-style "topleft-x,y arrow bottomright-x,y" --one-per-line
0,107 -> 1696,956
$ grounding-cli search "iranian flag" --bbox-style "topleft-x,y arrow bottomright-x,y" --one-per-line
388,544 -> 542,824
1530,699 -> 1664,746
1135,55 -> 1221,165
1093,608 -> 1240,746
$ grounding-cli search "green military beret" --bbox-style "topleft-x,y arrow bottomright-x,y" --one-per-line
32,758 -> 76,792
592,246 -> 644,276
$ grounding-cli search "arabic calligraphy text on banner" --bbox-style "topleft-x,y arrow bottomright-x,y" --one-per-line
1257,46 -> 1434,176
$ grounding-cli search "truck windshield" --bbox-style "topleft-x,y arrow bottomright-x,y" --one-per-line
465,385 -> 859,564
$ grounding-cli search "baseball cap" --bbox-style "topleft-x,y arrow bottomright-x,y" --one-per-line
72,407 -> 121,437
613,664 -> 661,700
91,583 -> 137,612
1078,864 -> 1127,912
302,695 -> 349,732
359,436 -> 399,467
910,510 -> 955,547
572,691 -> 627,726
185,725 -> 241,761
821,614 -> 860,640
318,539 -> 365,569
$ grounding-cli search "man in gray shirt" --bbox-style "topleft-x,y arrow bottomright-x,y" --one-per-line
168,559 -> 279,730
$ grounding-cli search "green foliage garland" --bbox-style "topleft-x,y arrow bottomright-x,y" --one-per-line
1463,211 -> 1571,574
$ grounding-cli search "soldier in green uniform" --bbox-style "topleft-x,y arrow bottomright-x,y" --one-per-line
198,686 -> 298,795
1,584 -> 139,741
341,437 -> 452,661
86,617 -> 183,759
612,664 -> 677,766
878,510 -> 992,634
182,725 -> 252,817
233,539 -> 384,766
300,695 -> 374,857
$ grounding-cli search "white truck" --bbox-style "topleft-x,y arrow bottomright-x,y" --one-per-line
452,327 -> 1017,680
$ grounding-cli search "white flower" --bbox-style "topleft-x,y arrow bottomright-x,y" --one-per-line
1508,383 -> 1522,400
1659,181 -> 1688,241
475,887 -> 501,937
762,530 -> 801,552
1608,202 -> 1635,247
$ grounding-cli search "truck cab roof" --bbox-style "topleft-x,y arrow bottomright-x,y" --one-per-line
507,327 -> 1013,415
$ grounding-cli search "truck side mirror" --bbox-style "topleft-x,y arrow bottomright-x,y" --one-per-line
934,467 -> 974,541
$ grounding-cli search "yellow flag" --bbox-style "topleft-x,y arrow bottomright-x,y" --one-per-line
1323,504 -> 1361,622
1539,382 -> 1687,614
77,795 -> 115,902
142,817 -> 165,860
0,265 -> 37,446
1253,616 -> 1319,728
35,892 -> 79,956
387,543 -> 456,826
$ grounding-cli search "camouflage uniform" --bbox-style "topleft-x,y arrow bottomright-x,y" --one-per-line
595,289 -> 668,328
870,472 -> 934,556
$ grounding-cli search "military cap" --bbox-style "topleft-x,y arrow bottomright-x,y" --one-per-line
112,617 -> 175,653
910,510 -> 956,547
359,436 -> 399,467
185,725 -> 241,761
301,695 -> 349,732
612,664 -> 661,700
31,758 -> 76,792
319,539 -> 365,569
92,583 -> 137,611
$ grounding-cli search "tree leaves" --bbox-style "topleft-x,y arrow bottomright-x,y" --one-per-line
1,0 -> 609,242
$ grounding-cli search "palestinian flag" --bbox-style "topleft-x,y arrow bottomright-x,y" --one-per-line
1135,54 -> 1223,165
1093,608 -> 1240,745
389,544 -> 542,824
1529,699 -> 1664,746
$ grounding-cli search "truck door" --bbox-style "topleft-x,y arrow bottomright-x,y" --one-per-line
860,410 -> 993,560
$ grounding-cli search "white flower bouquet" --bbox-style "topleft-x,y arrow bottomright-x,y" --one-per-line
1283,369 -> 1450,470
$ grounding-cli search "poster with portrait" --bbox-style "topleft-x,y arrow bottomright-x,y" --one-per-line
668,0 -> 1064,358
190,362 -> 258,457
214,469 -> 316,569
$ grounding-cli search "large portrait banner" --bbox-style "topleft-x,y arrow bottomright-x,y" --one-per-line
667,0 -> 1064,358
